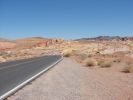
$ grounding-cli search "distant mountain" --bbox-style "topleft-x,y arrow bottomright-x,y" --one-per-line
75,36 -> 133,41
0,38 -> 12,42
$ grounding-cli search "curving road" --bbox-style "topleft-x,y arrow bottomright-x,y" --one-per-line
0,55 -> 62,100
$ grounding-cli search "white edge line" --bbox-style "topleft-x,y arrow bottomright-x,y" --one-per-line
0,56 -> 63,100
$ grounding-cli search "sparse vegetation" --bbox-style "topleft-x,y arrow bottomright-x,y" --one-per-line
120,63 -> 133,73
63,52 -> 71,57
98,60 -> 112,68
73,53 -> 88,63
84,58 -> 97,67
63,49 -> 73,57
121,66 -> 130,73
0,36 -> 133,75
113,58 -> 121,63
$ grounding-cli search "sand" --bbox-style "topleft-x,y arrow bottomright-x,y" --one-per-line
8,58 -> 133,100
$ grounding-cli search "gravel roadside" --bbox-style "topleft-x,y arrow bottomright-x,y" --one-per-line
8,58 -> 133,100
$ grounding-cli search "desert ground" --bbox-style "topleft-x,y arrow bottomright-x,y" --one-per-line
8,58 -> 133,100
0,36 -> 133,100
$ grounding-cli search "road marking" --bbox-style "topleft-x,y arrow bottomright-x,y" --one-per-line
0,56 -> 48,70
0,56 -> 63,100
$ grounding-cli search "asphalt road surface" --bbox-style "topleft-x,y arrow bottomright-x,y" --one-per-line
0,55 -> 62,100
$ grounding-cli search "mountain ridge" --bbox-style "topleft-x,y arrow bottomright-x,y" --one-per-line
75,36 -> 133,41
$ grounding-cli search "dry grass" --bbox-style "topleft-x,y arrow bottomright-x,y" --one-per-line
98,60 -> 112,68
83,58 -> 97,67
63,49 -> 73,57
120,63 -> 133,73
113,58 -> 121,63
63,52 -> 71,57
121,66 -> 130,73
73,53 -> 88,63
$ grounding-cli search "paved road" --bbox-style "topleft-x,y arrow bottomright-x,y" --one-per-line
0,55 -> 62,99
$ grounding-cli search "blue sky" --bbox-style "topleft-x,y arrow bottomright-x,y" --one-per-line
0,0 -> 133,39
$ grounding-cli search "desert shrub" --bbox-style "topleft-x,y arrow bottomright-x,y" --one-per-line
74,53 -> 88,63
87,54 -> 92,57
120,65 -> 130,73
113,58 -> 121,63
120,63 -> 133,73
84,58 -> 97,67
98,60 -> 112,68
79,53 -> 88,60
63,52 -> 71,57
97,60 -> 104,66
63,49 -> 73,57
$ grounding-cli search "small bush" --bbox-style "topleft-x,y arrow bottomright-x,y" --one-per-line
97,60 -> 104,66
63,49 -> 73,57
88,54 -> 92,57
120,64 -> 133,73
121,67 -> 130,73
120,65 -> 130,73
63,52 -> 71,57
72,52 -> 89,63
113,58 -> 121,63
84,58 -> 97,67
79,53 -> 88,60
98,60 -> 112,68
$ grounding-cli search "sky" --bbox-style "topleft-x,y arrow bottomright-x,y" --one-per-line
0,0 -> 133,39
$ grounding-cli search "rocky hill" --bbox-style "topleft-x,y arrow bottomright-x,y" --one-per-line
15,37 -> 51,49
